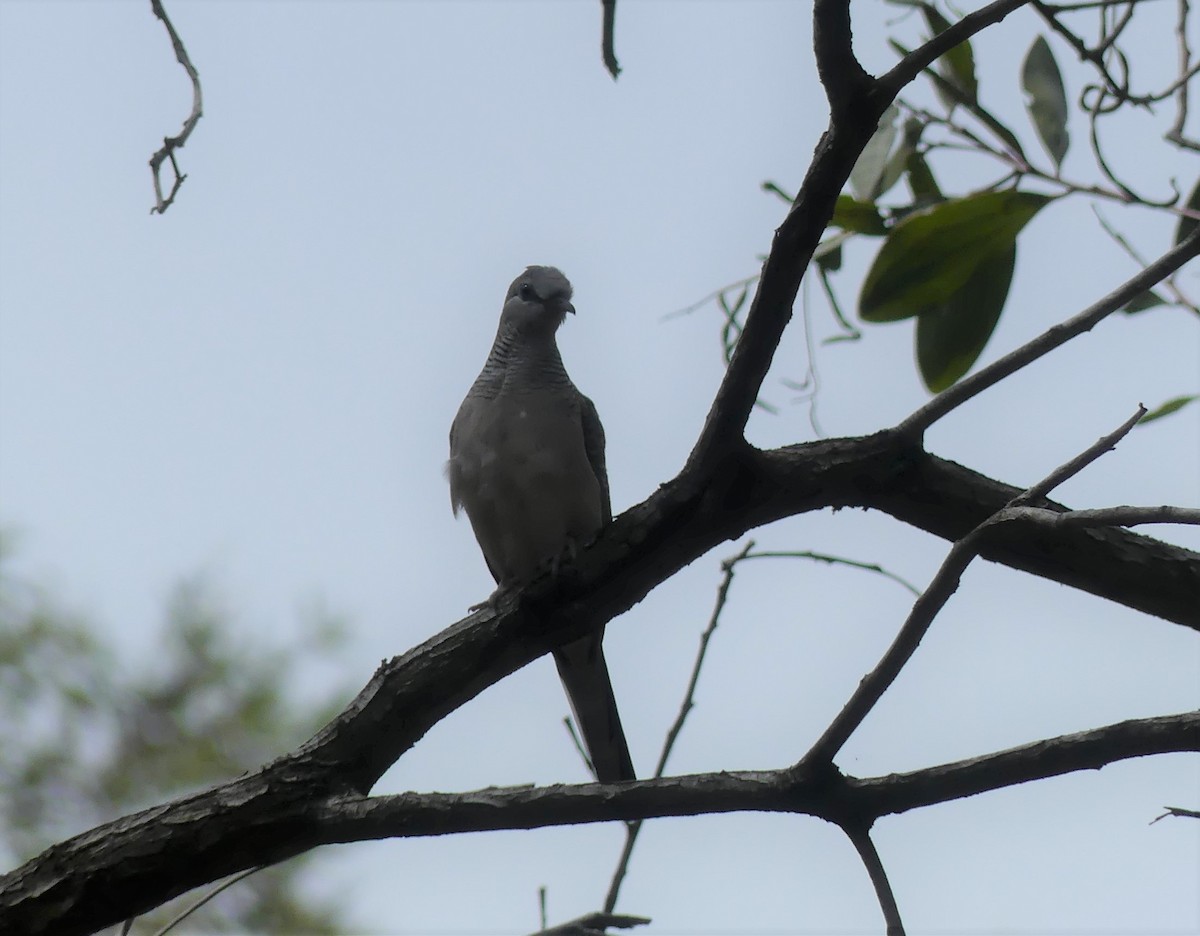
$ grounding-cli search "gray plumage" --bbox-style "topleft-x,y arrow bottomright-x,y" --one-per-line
448,265 -> 635,783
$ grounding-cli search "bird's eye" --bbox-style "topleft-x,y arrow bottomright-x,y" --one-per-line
518,283 -> 536,301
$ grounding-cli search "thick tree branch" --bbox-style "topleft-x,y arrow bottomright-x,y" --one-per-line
6,709 -> 1190,936
4,425 -> 1195,934
687,0 -> 1033,470
847,448 -> 1200,629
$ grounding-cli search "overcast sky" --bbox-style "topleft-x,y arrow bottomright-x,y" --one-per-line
1,1 -> 1197,934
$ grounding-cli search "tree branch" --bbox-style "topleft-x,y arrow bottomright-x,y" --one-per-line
899,227 -> 1200,437
843,825 -> 905,936
148,0 -> 203,215
877,0 -> 1032,99
804,407 -> 1147,765
7,708 -> 1190,936
600,0 -> 621,80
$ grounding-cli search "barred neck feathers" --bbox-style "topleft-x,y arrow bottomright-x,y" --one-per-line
477,323 -> 573,395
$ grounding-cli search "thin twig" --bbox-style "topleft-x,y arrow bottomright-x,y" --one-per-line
804,406 -> 1147,765
564,715 -> 598,781
878,0 -> 1032,99
899,228 -> 1200,437
1150,806 -> 1200,824
148,0 -> 203,214
844,825 -> 905,936
148,866 -> 262,936
1092,206 -> 1197,312
1004,505 -> 1200,528
662,275 -> 761,321
738,550 -> 921,596
1166,0 -> 1199,150
603,541 -> 753,913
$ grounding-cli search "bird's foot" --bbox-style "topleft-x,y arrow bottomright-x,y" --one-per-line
468,586 -> 505,612
546,539 -> 581,579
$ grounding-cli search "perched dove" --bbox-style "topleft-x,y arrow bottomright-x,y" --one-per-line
447,265 -> 635,783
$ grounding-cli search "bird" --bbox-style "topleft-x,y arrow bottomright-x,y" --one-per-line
447,265 -> 635,783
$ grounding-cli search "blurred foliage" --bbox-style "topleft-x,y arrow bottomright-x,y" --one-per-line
0,541 -> 354,934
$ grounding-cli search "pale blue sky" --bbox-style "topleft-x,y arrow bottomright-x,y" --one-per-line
1,1 -> 1197,933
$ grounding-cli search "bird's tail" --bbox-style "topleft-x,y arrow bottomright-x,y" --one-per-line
553,631 -> 636,783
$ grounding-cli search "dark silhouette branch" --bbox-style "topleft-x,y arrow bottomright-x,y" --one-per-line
856,713 -> 1199,817
600,0 -> 621,80
11,710 -> 1190,936
878,0 -> 1031,98
844,825 -> 905,936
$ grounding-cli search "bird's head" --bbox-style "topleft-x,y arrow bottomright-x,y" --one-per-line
499,265 -> 576,337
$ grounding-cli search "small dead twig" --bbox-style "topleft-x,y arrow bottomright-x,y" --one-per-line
1150,806 -> 1200,824
148,0 -> 203,214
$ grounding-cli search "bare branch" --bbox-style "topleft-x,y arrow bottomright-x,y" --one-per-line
738,549 -> 921,596
899,228 -> 1200,437
1166,0 -> 1199,150
804,407 -> 1147,765
858,713 -> 1200,816
844,826 -> 905,936
1151,806 -> 1200,823
1004,505 -> 1200,529
4,703 -> 1194,936
148,0 -> 203,215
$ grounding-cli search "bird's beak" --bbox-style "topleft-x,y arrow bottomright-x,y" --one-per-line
565,301 -> 576,315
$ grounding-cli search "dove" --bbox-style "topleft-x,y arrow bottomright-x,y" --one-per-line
448,266 -> 635,783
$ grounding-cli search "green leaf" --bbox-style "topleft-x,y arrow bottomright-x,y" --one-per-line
1121,289 -> 1167,314
859,190 -> 1052,322
906,151 -> 943,204
1138,395 -> 1198,424
832,195 -> 888,235
1021,36 -> 1070,168
850,105 -> 900,201
762,180 -> 796,204
922,4 -> 978,107
815,230 -> 851,271
1176,176 -> 1200,245
891,38 -> 1026,160
916,241 -> 1014,392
